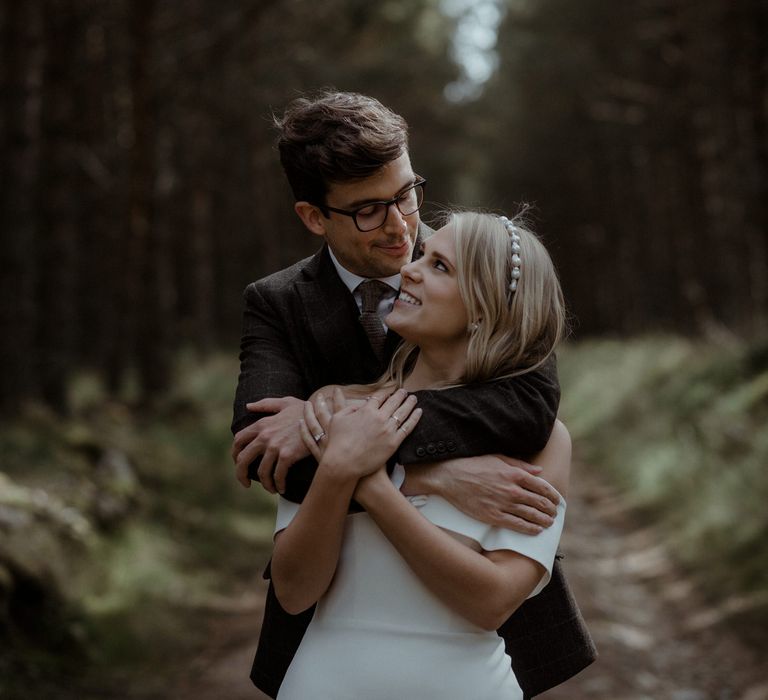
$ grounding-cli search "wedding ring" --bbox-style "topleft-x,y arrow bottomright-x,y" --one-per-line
313,431 -> 326,443
391,414 -> 402,427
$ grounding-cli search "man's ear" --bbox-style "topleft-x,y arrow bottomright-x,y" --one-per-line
295,202 -> 327,238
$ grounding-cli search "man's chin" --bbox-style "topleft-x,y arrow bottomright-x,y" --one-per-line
371,254 -> 411,277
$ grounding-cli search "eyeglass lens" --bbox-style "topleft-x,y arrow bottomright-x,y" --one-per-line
355,183 -> 424,232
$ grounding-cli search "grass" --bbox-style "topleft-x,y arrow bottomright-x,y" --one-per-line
558,336 -> 768,625
4,338 -> 768,694
0,352 -> 275,698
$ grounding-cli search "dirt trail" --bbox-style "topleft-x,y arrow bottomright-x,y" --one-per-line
174,466 -> 767,700
539,468 -> 766,700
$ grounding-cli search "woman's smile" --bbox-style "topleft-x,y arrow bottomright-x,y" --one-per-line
386,225 -> 469,351
396,289 -> 421,306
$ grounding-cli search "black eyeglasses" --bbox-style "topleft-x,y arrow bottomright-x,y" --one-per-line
321,178 -> 427,232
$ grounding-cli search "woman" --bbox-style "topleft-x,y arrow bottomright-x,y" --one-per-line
271,211 -> 571,699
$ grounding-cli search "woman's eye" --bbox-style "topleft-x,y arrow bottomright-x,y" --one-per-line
433,260 -> 448,272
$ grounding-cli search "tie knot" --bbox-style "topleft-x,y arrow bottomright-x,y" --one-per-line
358,280 -> 392,314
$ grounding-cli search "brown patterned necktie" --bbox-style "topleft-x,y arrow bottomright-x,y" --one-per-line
358,279 -> 391,360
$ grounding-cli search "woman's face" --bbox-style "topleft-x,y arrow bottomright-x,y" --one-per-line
386,224 -> 469,350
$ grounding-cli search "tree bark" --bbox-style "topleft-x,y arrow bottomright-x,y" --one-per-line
0,0 -> 45,413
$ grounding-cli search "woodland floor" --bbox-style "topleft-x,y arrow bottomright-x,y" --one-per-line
169,464 -> 768,700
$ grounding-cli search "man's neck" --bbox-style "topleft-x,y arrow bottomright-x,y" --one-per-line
326,246 -> 401,293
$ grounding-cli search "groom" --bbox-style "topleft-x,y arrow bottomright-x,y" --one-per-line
231,90 -> 595,698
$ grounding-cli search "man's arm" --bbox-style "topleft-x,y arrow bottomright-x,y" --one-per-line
231,282 -> 315,498
232,282 -> 308,432
401,358 -> 560,464
396,359 -> 561,533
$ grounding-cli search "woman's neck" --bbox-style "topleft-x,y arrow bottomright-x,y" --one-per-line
402,342 -> 467,391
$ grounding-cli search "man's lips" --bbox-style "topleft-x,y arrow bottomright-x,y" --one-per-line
377,241 -> 411,256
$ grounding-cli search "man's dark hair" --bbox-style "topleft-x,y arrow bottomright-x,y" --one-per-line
274,90 -> 409,206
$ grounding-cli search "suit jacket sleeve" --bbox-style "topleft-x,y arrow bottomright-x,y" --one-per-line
398,357 -> 560,464
231,282 -> 320,502
232,282 -> 309,435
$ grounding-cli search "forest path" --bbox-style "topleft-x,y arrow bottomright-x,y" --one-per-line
172,465 -> 767,700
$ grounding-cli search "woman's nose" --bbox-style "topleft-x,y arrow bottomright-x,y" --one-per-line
401,259 -> 421,281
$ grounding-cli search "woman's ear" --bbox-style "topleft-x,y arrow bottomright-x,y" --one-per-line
294,202 -> 327,238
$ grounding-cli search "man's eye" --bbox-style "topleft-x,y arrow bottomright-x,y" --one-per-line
357,204 -> 379,217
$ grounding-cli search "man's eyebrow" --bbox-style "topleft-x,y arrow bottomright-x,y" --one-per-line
345,176 -> 418,209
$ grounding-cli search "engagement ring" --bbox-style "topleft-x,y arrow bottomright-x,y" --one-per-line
313,431 -> 326,443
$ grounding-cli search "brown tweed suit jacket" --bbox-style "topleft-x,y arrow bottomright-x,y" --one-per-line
231,232 -> 596,698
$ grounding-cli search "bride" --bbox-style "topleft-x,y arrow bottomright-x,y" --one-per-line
270,211 -> 571,699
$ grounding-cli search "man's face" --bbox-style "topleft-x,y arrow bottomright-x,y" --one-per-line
318,152 -> 420,278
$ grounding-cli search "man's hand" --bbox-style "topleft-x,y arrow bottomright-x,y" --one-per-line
402,455 -> 560,535
231,397 -> 309,493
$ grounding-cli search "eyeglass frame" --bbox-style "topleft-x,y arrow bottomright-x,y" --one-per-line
317,177 -> 427,232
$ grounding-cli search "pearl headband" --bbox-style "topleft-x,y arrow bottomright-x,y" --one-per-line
499,216 -> 522,293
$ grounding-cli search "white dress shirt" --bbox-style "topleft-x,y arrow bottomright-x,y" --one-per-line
327,247 -> 400,330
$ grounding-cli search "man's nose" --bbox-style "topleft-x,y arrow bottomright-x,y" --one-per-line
382,202 -> 407,233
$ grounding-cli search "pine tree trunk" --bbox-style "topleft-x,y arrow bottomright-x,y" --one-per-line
0,0 -> 44,413
37,0 -> 81,412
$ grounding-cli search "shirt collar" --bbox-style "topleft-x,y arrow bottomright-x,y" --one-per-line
327,246 -> 401,294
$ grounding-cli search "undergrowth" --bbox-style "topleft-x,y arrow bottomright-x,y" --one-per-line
0,352 -> 274,698
559,336 -> 768,635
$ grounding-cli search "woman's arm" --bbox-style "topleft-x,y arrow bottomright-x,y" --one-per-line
270,389 -> 422,614
271,469 -> 358,614
355,421 -> 571,630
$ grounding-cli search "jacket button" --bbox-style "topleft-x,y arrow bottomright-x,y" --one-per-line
446,441 -> 456,452
416,446 -> 426,458
426,443 -> 437,455
437,441 -> 446,453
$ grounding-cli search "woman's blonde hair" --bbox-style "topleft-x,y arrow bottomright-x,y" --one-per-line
386,210 -> 567,387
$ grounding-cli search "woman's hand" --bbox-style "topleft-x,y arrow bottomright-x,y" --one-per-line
300,387 -> 422,482
299,388 -> 351,462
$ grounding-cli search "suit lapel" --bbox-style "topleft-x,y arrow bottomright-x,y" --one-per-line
296,247 -> 380,379
297,226 -> 432,379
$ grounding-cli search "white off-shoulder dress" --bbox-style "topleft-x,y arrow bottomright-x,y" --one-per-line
274,466 -> 566,700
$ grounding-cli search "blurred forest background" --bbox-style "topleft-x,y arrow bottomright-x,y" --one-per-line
1,0 -> 767,697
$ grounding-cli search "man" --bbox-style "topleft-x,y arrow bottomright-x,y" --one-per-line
231,90 -> 595,699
